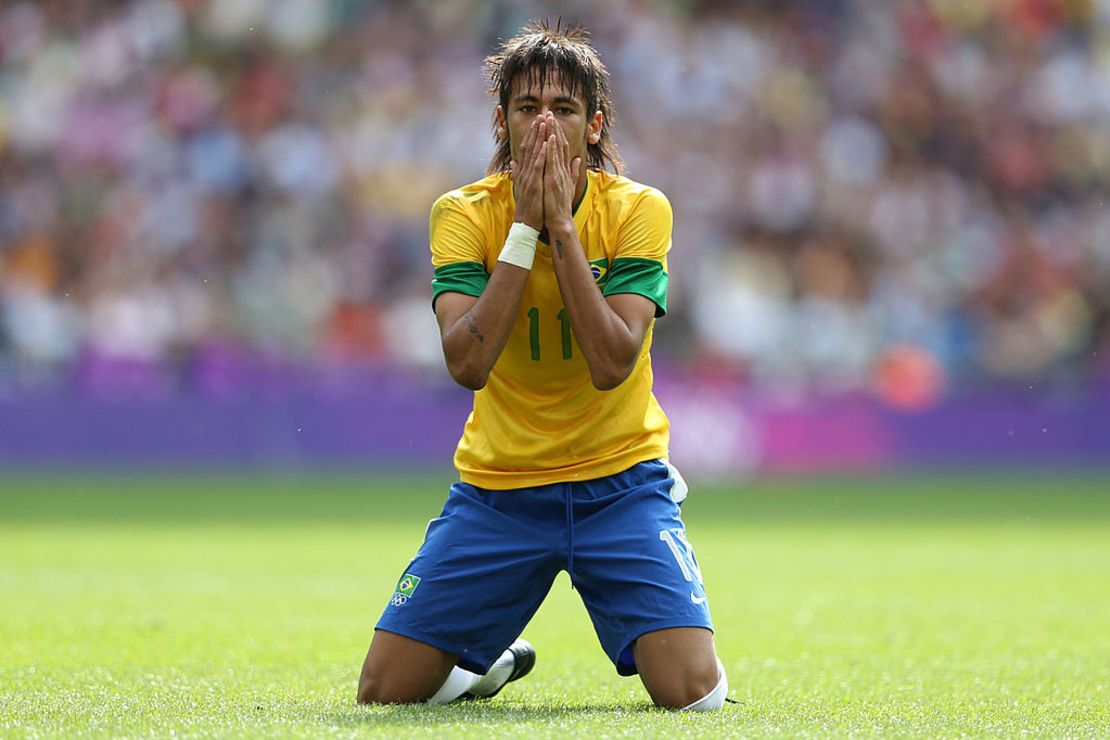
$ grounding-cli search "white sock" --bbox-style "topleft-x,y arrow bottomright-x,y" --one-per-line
425,645 -> 518,705
425,666 -> 480,705
468,647 -> 517,697
682,658 -> 728,711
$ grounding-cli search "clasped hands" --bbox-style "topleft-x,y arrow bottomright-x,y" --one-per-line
509,112 -> 581,234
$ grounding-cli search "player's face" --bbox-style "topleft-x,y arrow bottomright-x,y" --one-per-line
497,70 -> 602,168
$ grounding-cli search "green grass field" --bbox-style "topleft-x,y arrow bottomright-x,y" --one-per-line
2,470 -> 1109,737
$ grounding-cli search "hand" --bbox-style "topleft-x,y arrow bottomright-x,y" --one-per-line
542,112 -> 582,235
510,115 -> 547,231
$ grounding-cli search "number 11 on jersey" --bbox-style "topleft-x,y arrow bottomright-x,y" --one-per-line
527,307 -> 573,361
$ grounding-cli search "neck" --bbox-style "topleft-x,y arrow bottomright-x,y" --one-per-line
573,168 -> 588,208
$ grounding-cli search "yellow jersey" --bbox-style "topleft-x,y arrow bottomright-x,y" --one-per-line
430,169 -> 671,489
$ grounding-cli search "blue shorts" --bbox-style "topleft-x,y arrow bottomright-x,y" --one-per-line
374,459 -> 713,676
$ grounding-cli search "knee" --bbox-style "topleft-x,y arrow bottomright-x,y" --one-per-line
357,668 -> 421,705
649,657 -> 724,710
356,672 -> 386,705
357,631 -> 456,705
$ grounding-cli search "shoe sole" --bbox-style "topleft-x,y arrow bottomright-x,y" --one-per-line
464,639 -> 536,701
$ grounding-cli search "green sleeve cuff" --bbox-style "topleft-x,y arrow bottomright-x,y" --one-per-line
602,257 -> 668,316
432,262 -> 489,308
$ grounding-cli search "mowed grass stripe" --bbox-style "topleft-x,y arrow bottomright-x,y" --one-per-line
2,469 -> 1109,524
2,472 -> 1109,736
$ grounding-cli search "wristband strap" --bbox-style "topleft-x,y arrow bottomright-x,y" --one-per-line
497,222 -> 540,270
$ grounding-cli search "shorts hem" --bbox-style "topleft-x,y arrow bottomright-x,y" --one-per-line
373,625 -> 493,675
615,619 -> 715,677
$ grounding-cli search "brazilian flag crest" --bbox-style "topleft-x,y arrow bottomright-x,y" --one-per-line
590,258 -> 610,287
396,574 -> 421,597
390,573 -> 421,606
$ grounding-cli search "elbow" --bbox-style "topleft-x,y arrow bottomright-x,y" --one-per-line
445,359 -> 488,391
587,337 -> 643,391
589,361 -> 634,391
453,373 -> 488,391
592,377 -> 624,391
442,341 -> 489,390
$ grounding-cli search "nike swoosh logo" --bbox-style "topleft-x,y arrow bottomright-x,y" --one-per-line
690,592 -> 707,605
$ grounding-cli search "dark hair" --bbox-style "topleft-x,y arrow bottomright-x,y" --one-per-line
484,20 -> 623,176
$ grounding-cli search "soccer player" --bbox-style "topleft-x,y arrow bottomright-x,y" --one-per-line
356,21 -> 727,711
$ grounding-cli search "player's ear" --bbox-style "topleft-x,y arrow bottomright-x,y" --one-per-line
587,110 -> 602,145
495,106 -> 508,140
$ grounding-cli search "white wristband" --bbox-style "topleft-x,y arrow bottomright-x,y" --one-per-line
497,222 -> 540,270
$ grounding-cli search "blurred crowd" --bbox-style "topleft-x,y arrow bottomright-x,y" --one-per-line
1,0 -> 1109,401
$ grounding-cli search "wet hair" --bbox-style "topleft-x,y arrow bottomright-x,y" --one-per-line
484,20 -> 623,175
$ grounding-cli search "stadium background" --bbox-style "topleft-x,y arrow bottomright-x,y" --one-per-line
1,0 -> 1108,473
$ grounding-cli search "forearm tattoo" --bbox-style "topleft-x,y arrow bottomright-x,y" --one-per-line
554,239 -> 564,259
463,311 -> 484,343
